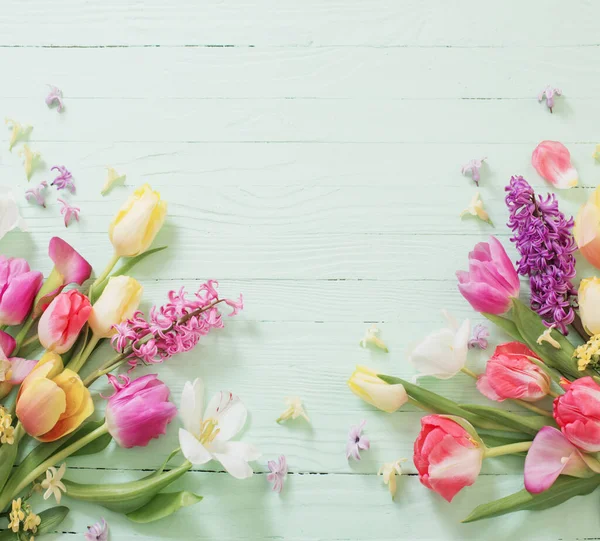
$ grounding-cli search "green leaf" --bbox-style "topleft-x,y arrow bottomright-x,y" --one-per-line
91,246 -> 168,303
511,299 -> 580,378
36,506 -> 70,535
463,475 -> 600,523
460,404 -> 555,436
482,313 -> 523,342
0,529 -> 15,540
127,491 -> 203,523
63,460 -> 192,514
0,440 -> 19,497
68,423 -> 112,457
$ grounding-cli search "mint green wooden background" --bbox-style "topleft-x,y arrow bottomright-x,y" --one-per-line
1,1 -> 600,538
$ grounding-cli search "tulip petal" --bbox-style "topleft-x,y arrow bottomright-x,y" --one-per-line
17,378 -> 66,437
48,236 -> 92,287
8,357 -> 38,384
180,378 -> 204,435
410,328 -> 464,379
457,280 -> 512,314
532,141 -> 578,189
0,330 -> 15,358
179,428 -> 213,465
204,392 -> 247,441
476,374 -> 503,401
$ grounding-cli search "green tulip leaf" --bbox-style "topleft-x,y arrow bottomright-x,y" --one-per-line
460,404 -> 555,436
0,529 -> 14,540
36,506 -> 70,535
0,440 -> 19,498
463,475 -> 600,523
482,312 -> 523,342
127,491 -> 203,523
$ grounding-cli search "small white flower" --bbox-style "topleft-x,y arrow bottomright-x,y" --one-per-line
359,325 -> 388,352
378,458 -> 406,499
0,188 -> 27,241
276,396 -> 310,423
179,378 -> 261,479
536,325 -> 561,349
41,463 -> 67,504
460,192 -> 493,225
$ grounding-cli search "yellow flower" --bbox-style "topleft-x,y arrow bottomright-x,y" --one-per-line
0,406 -> 15,445
9,498 -> 25,532
88,275 -> 143,338
460,192 -> 493,226
18,144 -> 41,181
109,183 -> 167,257
23,510 -> 41,533
41,463 -> 67,504
5,118 -> 32,151
101,167 -> 126,196
359,325 -> 388,352
276,396 -> 309,423
574,334 -> 600,371
348,366 -> 407,413
378,458 -> 406,499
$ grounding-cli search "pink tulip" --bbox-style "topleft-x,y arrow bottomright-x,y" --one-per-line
0,330 -> 37,399
531,141 -> 578,189
33,237 -> 92,317
456,236 -> 520,315
104,374 -> 177,449
38,290 -> 92,354
476,342 -> 550,403
0,256 -> 43,326
524,427 -> 599,494
0,330 -> 16,357
554,377 -> 600,452
413,415 -> 484,502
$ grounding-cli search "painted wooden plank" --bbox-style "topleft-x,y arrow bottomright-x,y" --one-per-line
0,47 -> 594,100
30,470 -> 600,540
0,0 -> 598,47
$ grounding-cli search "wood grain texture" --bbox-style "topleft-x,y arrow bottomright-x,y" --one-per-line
1,1 -> 600,539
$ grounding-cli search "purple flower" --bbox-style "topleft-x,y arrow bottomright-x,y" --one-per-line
505,175 -> 577,333
346,420 -> 370,461
85,518 -> 108,541
51,165 -> 75,193
461,158 -> 486,186
267,455 -> 288,493
468,324 -> 489,350
538,86 -> 562,113
45,85 -> 65,112
58,198 -> 80,227
25,181 -> 48,208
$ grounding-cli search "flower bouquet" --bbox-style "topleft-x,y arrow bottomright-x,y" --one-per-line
349,173 -> 600,522
0,184 -> 253,540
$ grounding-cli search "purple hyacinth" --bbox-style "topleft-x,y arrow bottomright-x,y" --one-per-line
505,175 -> 577,334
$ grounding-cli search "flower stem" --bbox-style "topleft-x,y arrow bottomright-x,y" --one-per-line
483,441 -> 532,458
12,317 -> 35,356
0,422 -> 109,512
68,334 -> 101,374
512,399 -> 553,417
572,312 -> 591,342
88,253 -> 120,301
460,367 -> 479,379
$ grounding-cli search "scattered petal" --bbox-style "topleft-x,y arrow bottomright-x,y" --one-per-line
40,463 -> 67,504
267,455 -> 288,493
25,181 -> 49,208
45,85 -> 65,112
5,118 -> 32,151
346,419 -> 370,461
276,396 -> 309,424
536,325 -> 561,349
460,192 -> 493,226
51,165 -> 75,193
102,167 -> 127,196
593,144 -> 600,161
532,140 -> 578,189
461,158 -> 486,186
58,198 -> 80,228
538,85 -> 562,113
359,324 -> 388,352
379,458 -> 406,499
0,188 -> 27,240
85,518 -> 109,541
468,323 -> 489,350
18,144 -> 41,181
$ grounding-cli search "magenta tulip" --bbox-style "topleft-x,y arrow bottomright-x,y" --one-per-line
0,330 -> 16,357
456,236 -> 520,314
0,256 -> 43,326
38,290 -> 92,354
104,374 -> 177,449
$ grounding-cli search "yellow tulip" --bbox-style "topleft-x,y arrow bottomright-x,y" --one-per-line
109,184 -> 167,257
16,352 -> 93,442
575,186 -> 600,269
348,366 -> 407,413
579,277 -> 600,336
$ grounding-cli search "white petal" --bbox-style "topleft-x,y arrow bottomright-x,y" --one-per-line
0,189 -> 27,240
409,328 -> 461,379
180,379 -> 204,434
204,391 -> 247,441
179,428 -> 212,465
210,440 -> 262,462
452,319 -> 470,370
210,441 -> 259,479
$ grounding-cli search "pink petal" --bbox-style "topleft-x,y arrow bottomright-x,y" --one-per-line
48,237 -> 92,286
532,141 -> 578,189
0,330 -> 16,358
8,357 -> 38,384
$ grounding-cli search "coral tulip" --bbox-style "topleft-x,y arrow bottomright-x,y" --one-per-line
38,290 -> 92,354
16,352 -> 93,442
0,256 -> 43,326
104,373 -> 177,448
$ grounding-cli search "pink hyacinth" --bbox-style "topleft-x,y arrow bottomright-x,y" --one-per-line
51,166 -> 75,193
58,198 -> 80,227
111,280 -> 243,369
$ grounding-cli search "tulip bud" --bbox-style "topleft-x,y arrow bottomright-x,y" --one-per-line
109,184 -> 167,257
0,256 -> 43,325
88,276 -> 143,338
456,236 -> 520,315
414,415 -> 484,502
575,186 -> 600,270
38,290 -> 92,354
476,342 -> 550,403
578,277 -> 600,335
348,366 -> 407,413
16,352 -> 93,442
105,373 -> 177,448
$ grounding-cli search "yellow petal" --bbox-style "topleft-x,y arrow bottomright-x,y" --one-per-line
52,369 -> 86,417
17,378 -> 66,437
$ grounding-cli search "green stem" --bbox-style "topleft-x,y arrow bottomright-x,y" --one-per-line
89,253 -> 120,298
512,399 -> 553,417
68,334 -> 101,374
0,422 -> 109,511
483,441 -> 532,458
12,317 -> 35,355
461,367 -> 478,379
